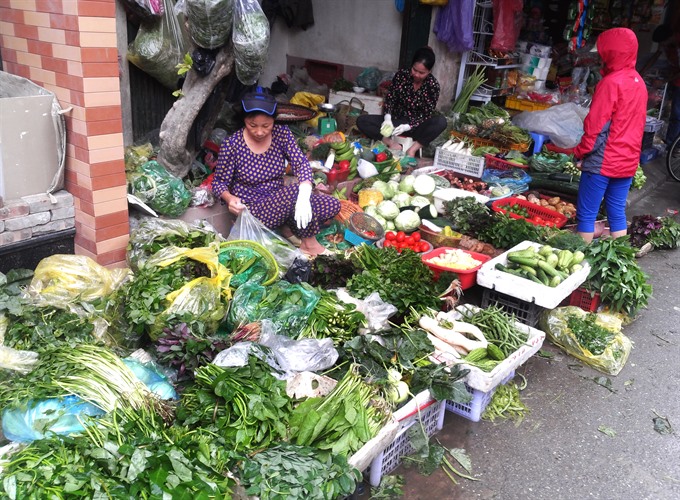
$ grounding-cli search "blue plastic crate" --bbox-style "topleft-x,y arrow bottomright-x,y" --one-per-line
344,228 -> 371,246
446,370 -> 516,422
640,147 -> 659,164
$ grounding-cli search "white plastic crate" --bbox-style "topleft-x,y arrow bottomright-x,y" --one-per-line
476,240 -> 590,309
446,370 -> 516,422
348,417 -> 401,473
430,305 -> 545,392
366,399 -> 445,486
434,147 -> 485,178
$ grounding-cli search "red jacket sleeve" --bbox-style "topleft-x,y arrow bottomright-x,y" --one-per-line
573,79 -> 617,159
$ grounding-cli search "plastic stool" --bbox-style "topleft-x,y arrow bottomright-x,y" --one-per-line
393,135 -> 422,157
529,132 -> 549,154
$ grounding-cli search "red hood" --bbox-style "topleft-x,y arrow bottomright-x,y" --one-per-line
597,28 -> 639,75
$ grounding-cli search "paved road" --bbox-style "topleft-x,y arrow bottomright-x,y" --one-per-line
393,157 -> 680,500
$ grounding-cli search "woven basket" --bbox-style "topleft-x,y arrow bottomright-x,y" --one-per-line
418,224 -> 462,249
335,200 -> 363,224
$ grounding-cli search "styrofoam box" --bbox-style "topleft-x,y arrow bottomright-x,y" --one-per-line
433,187 -> 489,214
476,240 -> 590,309
431,305 -> 546,393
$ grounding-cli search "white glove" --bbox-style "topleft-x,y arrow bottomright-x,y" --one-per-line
380,114 -> 394,137
392,123 -> 412,137
294,183 -> 313,230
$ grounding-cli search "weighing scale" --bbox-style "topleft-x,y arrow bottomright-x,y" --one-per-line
317,102 -> 337,135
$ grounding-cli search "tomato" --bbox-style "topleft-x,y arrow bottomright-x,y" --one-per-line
412,232 -> 421,242
383,240 -> 393,248
405,236 -> 415,246
396,231 -> 406,243
419,241 -> 430,253
338,159 -> 351,171
385,231 -> 396,241
375,152 -> 388,162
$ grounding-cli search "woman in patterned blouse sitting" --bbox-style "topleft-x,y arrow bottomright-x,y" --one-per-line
357,46 -> 447,159
211,89 -> 339,257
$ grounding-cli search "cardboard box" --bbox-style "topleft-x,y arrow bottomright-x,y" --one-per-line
0,92 -> 61,200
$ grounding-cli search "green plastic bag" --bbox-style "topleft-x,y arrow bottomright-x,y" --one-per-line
128,160 -> 192,217
540,306 -> 631,375
226,281 -> 319,337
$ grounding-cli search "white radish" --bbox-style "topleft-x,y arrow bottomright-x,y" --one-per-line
425,332 -> 462,358
420,315 -> 487,352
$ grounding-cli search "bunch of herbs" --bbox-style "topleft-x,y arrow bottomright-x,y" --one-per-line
308,254 -> 360,289
628,214 -> 663,248
0,269 -> 33,316
240,443 -> 360,500
175,353 -> 291,452
443,197 -> 493,237
566,312 -> 616,355
584,237 -> 652,317
477,212 -> 548,249
648,215 -> 680,249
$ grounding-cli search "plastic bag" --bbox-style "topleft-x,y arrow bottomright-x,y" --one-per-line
259,329 -> 338,374
219,240 -> 279,287
127,0 -> 187,89
490,0 -> 523,52
146,243 -> 232,340
127,218 -> 222,272
184,0 -> 234,49
226,280 -> 319,337
529,151 -> 572,173
511,103 -> 589,148
540,306 -> 632,376
128,160 -> 192,216
0,346 -> 39,374
2,395 -> 106,443
334,289 -> 397,333
27,255 -> 130,304
232,0 -> 270,85
227,208 -> 305,273
481,168 -> 532,193
290,91 -> 325,128
356,67 -> 382,91
284,256 -> 312,284
122,358 -> 178,400
124,142 -> 154,173
434,0 -> 473,52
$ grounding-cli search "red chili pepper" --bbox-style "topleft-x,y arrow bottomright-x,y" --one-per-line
375,152 -> 388,162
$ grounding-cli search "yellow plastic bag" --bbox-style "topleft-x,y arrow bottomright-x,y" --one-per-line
290,91 -> 326,127
540,306 -> 631,376
29,255 -> 130,304
146,243 -> 232,340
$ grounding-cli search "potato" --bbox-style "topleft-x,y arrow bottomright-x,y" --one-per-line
548,196 -> 561,206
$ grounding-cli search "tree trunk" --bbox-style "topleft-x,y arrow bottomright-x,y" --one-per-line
157,44 -> 235,178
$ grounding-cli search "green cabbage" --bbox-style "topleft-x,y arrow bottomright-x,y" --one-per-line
392,192 -> 412,208
376,200 -> 400,221
398,175 -> 416,194
394,210 -> 421,233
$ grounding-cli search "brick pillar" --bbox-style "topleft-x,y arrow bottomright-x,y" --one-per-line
0,0 -> 128,268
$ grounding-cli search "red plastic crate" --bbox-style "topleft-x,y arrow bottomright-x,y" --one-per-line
568,287 -> 600,312
484,154 -> 529,171
492,197 -> 568,228
421,247 -> 491,289
545,143 -> 575,155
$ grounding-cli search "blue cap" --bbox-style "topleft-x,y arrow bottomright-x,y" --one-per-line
242,86 -> 277,115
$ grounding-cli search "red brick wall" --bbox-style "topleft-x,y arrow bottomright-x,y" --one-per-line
0,0 -> 128,268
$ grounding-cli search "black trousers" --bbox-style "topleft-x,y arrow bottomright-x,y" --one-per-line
356,114 -> 447,146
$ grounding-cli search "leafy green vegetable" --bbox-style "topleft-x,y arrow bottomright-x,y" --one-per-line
584,237 -> 652,317
371,475 -> 405,499
175,353 -> 291,452
299,288 -> 366,344
443,197 -> 492,237
648,216 -> 680,249
566,313 -> 616,355
240,443 -> 361,500
477,212 -> 549,249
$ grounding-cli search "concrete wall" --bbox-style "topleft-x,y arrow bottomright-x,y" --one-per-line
0,0 -> 128,268
261,0 -> 461,111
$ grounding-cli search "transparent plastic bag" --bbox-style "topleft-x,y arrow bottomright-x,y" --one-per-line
232,0 -> 270,85
124,142 -> 154,173
334,289 -> 397,333
27,255 -> 130,304
226,280 -> 319,337
540,306 -> 632,376
259,329 -> 338,374
127,217 -> 222,272
0,346 -> 39,375
184,0 -> 234,49
481,168 -> 532,192
122,358 -> 178,400
511,103 -> 589,148
529,151 -> 571,173
490,0 -> 523,52
227,208 -> 305,273
127,0 -> 187,89
128,160 -> 192,217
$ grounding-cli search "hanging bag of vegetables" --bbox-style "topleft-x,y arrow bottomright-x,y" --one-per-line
232,0 -> 270,85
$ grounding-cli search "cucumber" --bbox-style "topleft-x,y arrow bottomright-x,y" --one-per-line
417,204 -> 439,220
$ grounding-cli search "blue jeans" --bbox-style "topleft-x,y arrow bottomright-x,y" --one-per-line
667,84 -> 680,145
576,172 -> 632,233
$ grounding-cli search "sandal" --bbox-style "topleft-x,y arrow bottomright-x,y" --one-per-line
285,235 -> 302,247
301,248 -> 334,258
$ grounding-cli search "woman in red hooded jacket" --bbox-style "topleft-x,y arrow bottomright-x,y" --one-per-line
573,28 -> 647,243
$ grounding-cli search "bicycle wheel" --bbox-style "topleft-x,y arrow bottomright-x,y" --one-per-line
667,135 -> 680,182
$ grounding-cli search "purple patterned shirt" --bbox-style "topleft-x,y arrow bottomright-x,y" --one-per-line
383,68 -> 440,128
211,124 -> 313,204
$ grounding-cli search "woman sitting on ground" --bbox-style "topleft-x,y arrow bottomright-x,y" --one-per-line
356,46 -> 447,158
211,88 -> 340,257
